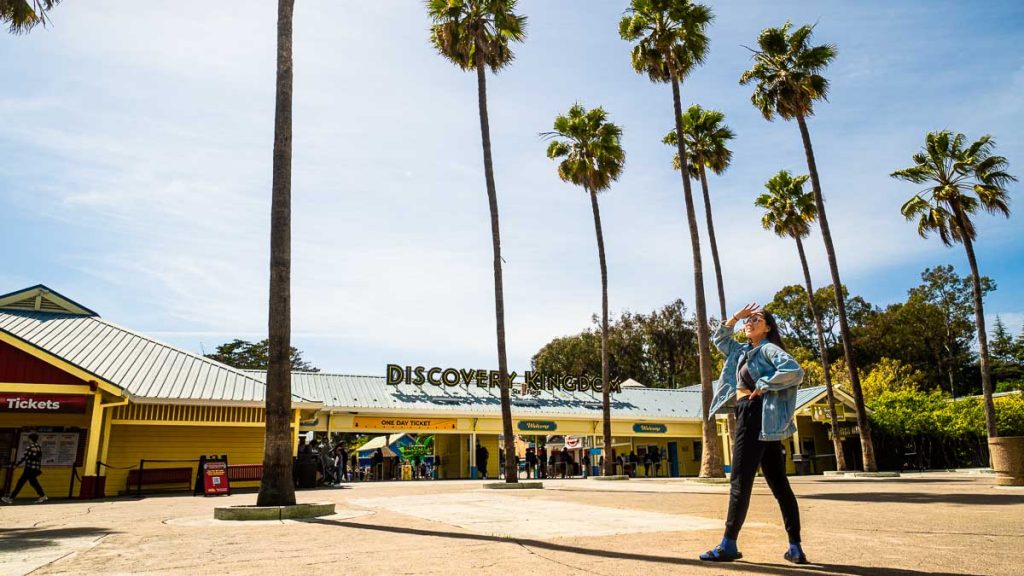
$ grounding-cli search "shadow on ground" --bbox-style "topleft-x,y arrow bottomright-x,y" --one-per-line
816,478 -> 976,484
0,527 -> 116,553
308,518 -> 982,576
803,492 -> 1024,506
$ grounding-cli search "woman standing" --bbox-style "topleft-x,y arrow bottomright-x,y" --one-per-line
699,304 -> 808,564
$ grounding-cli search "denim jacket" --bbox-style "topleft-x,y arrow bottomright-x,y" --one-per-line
707,322 -> 804,441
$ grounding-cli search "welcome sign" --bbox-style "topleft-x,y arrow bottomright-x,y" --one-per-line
386,364 -> 621,394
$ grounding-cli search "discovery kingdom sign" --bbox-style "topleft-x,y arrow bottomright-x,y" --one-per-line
386,364 -> 621,394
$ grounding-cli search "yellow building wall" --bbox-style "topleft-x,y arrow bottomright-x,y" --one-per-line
432,433 -> 467,479
475,433 -> 500,478
2,411 -> 93,499
103,424 -> 266,495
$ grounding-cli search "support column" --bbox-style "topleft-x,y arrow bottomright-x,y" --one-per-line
78,391 -> 106,498
469,432 -> 477,479
291,409 -> 302,456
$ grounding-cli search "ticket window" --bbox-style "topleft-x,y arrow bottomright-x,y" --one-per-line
3,427 -> 86,498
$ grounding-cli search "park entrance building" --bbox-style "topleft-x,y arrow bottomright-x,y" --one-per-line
1,285 -> 861,499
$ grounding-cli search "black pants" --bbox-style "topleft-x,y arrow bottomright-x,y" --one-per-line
12,468 -> 45,498
725,396 -> 801,543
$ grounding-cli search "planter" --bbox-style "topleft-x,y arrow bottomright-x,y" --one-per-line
988,436 -> 1024,487
214,502 -> 336,521
484,481 -> 543,490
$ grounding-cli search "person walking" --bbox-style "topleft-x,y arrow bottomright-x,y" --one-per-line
538,446 -> 548,479
2,433 -> 47,504
699,304 -> 807,565
582,452 -> 591,479
475,442 -> 490,480
525,447 -> 537,479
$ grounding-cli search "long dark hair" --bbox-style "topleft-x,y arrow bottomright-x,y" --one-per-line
759,310 -> 787,352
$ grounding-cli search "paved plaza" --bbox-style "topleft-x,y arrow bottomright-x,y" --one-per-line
1,473 -> 1022,576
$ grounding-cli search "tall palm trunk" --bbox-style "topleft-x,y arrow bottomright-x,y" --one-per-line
475,57 -> 517,483
258,0 -> 296,507
795,236 -> 847,471
587,187 -> 614,477
671,78 -> 721,478
953,205 -> 997,439
796,113 -> 877,472
698,166 -> 736,447
697,167 -> 726,321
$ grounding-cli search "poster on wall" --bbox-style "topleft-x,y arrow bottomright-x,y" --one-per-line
15,430 -> 81,467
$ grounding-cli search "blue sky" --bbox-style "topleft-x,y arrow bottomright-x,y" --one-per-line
1,1 -> 1022,376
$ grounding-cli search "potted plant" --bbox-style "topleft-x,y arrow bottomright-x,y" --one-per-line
989,394 -> 1024,486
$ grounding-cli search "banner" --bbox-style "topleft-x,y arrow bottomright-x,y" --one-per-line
632,423 -> 668,434
353,417 -> 457,431
1,393 -> 87,414
517,420 -> 557,432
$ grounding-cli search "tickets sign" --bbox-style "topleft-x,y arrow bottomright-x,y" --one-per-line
0,393 -> 87,414
353,417 -> 457,431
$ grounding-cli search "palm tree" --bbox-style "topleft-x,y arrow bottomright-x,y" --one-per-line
258,0 -> 296,507
543,103 -> 626,477
1,0 -> 59,33
740,21 -> 877,471
620,0 -> 722,478
428,0 -> 526,483
891,131 -> 1016,440
663,104 -> 734,321
756,170 -> 848,471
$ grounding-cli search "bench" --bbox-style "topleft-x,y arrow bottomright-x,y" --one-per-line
127,466 -> 193,494
227,464 -> 263,483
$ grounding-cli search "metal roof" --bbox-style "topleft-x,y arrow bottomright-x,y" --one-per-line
796,386 -> 827,410
0,307 -> 311,405
244,371 -> 704,421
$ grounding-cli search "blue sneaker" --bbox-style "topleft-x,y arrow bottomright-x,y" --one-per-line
699,545 -> 743,562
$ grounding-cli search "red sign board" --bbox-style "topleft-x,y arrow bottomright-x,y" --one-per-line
0,393 -> 88,414
202,460 -> 231,496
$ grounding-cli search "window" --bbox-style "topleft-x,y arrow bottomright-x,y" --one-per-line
693,441 -> 702,462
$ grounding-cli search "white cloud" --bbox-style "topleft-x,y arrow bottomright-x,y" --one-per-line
1,0 -> 1021,375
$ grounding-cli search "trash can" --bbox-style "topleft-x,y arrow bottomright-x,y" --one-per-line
295,453 -> 317,488
792,454 -> 811,476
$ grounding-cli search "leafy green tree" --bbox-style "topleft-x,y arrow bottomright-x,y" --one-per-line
854,298 -> 949,390
663,105 -> 735,319
206,339 -> 318,372
1,0 -> 59,33
908,265 -> 994,396
531,331 -> 603,378
892,130 -> 1016,439
756,169 -> 847,469
260,0 -> 296,507
766,284 -> 872,355
531,300 -> 700,390
860,358 -> 927,402
543,103 -> 626,476
741,21 -> 876,471
428,0 -> 527,483
990,317 -> 1024,389
620,0 -> 721,478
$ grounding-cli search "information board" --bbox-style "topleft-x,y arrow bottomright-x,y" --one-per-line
15,431 -> 81,467
202,460 -> 231,496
